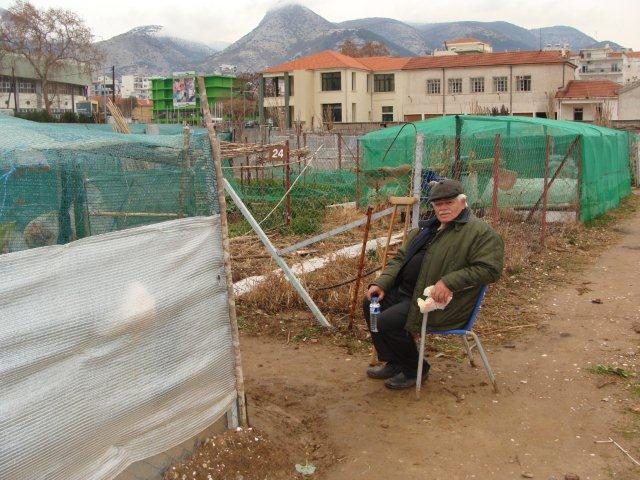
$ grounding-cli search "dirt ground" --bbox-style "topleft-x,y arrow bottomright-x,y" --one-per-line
238,198 -> 640,480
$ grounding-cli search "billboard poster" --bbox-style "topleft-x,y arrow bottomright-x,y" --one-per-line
172,72 -> 196,108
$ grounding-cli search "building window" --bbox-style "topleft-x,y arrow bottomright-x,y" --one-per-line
352,72 -> 356,91
321,72 -> 341,91
493,76 -> 508,92
0,76 -> 11,93
381,105 -> 393,122
426,79 -> 441,94
18,80 -> 35,93
516,75 -> 532,92
581,65 -> 588,73
573,107 -> 583,121
322,103 -> 342,122
470,77 -> 485,93
612,63 -> 621,72
374,74 -> 394,92
448,78 -> 462,94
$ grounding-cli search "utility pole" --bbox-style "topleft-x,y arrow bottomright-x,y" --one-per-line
11,66 -> 18,115
111,65 -> 116,105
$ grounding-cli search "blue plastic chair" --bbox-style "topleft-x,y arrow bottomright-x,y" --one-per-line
419,285 -> 497,394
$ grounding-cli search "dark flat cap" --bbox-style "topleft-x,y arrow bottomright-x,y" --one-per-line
428,179 -> 464,202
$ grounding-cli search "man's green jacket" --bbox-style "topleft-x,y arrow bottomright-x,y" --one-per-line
373,209 -> 504,332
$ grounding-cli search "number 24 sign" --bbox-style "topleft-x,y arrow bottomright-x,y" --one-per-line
271,148 -> 284,159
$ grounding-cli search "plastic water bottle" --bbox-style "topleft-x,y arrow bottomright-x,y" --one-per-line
369,296 -> 380,333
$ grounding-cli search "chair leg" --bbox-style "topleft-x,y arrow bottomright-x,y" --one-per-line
462,334 -> 476,367
469,331 -> 498,393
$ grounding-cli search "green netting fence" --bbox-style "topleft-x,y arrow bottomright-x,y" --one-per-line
360,115 -> 632,222
0,115 -> 223,254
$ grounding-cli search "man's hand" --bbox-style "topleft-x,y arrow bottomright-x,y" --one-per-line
367,285 -> 385,301
430,280 -> 452,304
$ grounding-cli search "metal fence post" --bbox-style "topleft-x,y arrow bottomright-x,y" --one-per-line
412,134 -> 424,228
223,178 -> 332,329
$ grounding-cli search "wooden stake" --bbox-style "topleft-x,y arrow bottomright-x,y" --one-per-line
337,132 -> 342,170
526,135 -> 580,221
381,205 -> 398,271
355,139 -> 361,207
491,134 -> 501,225
348,206 -> 374,330
178,123 -> 191,218
197,76 -> 248,428
284,140 -> 292,227
540,135 -> 552,245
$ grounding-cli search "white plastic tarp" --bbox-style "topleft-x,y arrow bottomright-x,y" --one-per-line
0,216 -> 237,480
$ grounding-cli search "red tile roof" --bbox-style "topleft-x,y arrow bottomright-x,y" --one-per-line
263,50 -> 370,73
357,56 -> 411,70
445,37 -> 482,44
555,80 -> 620,99
403,50 -> 573,70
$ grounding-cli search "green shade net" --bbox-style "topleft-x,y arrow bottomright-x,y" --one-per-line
0,115 -> 221,254
360,115 -> 631,221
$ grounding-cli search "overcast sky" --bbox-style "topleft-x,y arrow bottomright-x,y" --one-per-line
2,0 -> 639,49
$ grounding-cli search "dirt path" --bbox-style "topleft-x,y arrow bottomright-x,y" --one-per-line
241,205 -> 640,480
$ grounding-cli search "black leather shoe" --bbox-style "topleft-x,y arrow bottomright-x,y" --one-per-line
384,369 -> 429,389
366,363 -> 401,379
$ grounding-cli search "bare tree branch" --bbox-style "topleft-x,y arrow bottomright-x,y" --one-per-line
0,1 -> 103,114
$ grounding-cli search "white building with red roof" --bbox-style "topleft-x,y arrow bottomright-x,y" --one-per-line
260,48 -> 576,127
556,79 -> 640,123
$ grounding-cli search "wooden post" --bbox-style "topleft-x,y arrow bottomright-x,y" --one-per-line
197,76 -> 248,428
491,134 -> 501,225
540,135 -> 552,245
284,140 -> 292,227
355,139 -> 361,207
576,139 -> 583,222
453,115 -> 462,180
348,206 -> 374,330
337,132 -> 342,170
381,205 -> 398,271
526,135 -> 580,221
178,123 -> 191,218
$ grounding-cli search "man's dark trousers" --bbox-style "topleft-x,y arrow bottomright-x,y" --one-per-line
363,288 -> 429,377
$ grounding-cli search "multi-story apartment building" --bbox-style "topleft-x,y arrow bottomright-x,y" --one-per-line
0,53 -> 90,115
90,75 -> 121,97
121,75 -> 152,100
571,46 -> 640,84
260,49 -> 575,128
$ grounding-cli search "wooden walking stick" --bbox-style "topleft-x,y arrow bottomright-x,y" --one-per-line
371,196 -> 417,366
348,206 -> 374,330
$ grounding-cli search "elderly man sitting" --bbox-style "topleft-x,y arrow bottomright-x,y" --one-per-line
363,179 -> 504,389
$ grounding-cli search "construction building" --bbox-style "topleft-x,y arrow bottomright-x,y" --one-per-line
121,75 -> 152,100
260,48 -> 576,128
0,53 -> 90,115
150,73 -> 239,124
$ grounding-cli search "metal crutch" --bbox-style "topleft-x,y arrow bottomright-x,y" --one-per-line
416,310 -> 428,400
